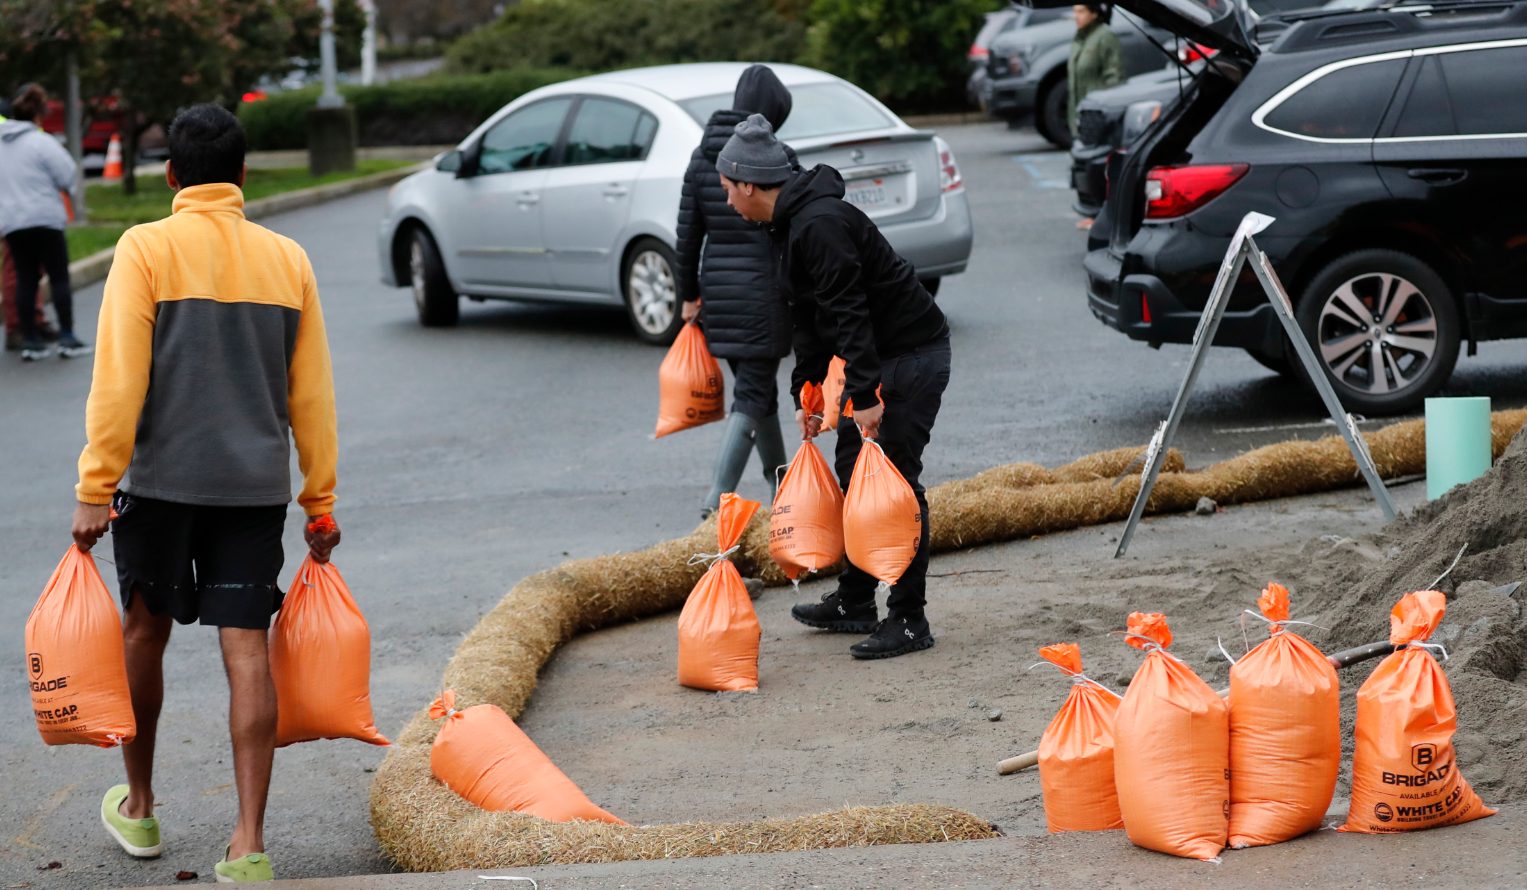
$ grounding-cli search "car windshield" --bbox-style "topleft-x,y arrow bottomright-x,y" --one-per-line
680,82 -> 895,140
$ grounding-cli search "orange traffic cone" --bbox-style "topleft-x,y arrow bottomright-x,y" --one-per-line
102,134 -> 123,183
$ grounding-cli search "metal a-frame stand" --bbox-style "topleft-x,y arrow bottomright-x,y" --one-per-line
1114,211 -> 1396,558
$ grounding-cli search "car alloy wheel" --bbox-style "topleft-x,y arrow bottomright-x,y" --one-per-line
410,237 -> 428,314
1315,272 -> 1438,397
627,248 -> 676,337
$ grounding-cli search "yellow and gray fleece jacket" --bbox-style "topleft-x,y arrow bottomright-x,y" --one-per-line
76,183 -> 337,515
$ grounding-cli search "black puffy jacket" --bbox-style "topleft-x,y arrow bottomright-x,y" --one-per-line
770,165 -> 949,411
674,65 -> 796,360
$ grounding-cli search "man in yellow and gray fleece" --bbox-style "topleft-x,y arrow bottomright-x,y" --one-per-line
69,104 -> 340,884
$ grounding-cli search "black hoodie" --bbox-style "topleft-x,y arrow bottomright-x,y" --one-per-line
771,166 -> 949,411
674,65 -> 797,360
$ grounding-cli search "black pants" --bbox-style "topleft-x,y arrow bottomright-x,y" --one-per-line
727,357 -> 781,419
833,337 -> 951,619
4,226 -> 73,340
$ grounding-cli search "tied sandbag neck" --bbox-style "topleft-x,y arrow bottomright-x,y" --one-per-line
687,545 -> 740,567
429,691 -> 464,722
1404,639 -> 1450,661
1120,631 -> 1188,665
1026,659 -> 1123,699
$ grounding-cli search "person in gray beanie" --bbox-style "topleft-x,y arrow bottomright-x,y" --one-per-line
719,114 -> 952,661
674,65 -> 796,519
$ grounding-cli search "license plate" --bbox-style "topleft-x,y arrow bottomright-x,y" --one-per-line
845,180 -> 889,208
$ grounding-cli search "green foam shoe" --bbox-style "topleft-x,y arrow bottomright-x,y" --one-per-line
215,847 -> 274,883
100,784 -> 162,859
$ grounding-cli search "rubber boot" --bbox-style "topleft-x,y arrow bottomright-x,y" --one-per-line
702,413 -> 759,518
756,414 -> 789,503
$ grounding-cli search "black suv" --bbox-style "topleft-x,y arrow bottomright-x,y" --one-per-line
1041,0 -> 1527,414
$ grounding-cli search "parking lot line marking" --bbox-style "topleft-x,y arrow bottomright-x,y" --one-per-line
1215,415 -> 1419,435
12,783 -> 76,851
1011,155 -> 1069,190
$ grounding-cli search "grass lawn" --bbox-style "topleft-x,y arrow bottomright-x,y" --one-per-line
64,159 -> 415,260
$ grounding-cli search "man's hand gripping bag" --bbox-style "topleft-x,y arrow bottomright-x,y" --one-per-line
1228,583 -> 1339,847
270,554 -> 390,747
678,493 -> 763,692
25,546 -> 136,747
770,382 -> 844,582
1036,643 -> 1124,832
843,440 -> 921,586
1342,590 -> 1494,833
655,322 -> 725,438
1114,612 -> 1229,860
429,691 -> 625,823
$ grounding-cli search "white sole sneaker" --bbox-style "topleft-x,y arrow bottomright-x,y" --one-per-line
100,808 -> 163,858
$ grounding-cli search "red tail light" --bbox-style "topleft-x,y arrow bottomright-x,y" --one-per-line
242,90 -> 269,104
1178,42 -> 1218,64
969,44 -> 989,60
1143,164 -> 1249,220
935,136 -> 963,193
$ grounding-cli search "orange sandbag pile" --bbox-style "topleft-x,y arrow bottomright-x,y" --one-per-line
654,322 -> 724,438
25,546 -> 137,748
429,690 -> 624,823
678,493 -> 763,692
1227,583 -> 1339,847
843,440 -> 922,586
770,382 -> 844,582
821,356 -> 850,430
1114,612 -> 1228,861
1036,643 -> 1123,833
271,550 -> 390,748
1342,590 -> 1494,834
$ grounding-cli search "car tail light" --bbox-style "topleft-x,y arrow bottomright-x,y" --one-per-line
242,90 -> 268,104
1178,42 -> 1218,64
934,136 -> 963,193
1140,292 -> 1153,324
1143,164 -> 1249,220
969,44 -> 989,61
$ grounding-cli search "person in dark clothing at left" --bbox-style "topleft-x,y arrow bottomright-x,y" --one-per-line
717,114 -> 952,660
674,65 -> 796,518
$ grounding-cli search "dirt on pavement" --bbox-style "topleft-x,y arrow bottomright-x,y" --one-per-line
512,444 -> 1527,879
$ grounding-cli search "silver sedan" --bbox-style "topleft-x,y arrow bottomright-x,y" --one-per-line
377,62 -> 974,343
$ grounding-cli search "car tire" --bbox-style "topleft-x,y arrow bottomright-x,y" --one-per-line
1038,81 -> 1071,150
409,226 -> 458,327
1244,346 -> 1294,378
920,277 -> 942,299
623,238 -> 683,346
1294,249 -> 1459,416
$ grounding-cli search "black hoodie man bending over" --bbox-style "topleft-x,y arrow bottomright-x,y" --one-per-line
717,113 -> 952,660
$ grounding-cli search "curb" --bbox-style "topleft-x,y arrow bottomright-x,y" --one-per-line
66,163 -> 426,290
901,111 -> 991,128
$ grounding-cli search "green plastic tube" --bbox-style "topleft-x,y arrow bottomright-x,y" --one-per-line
1425,396 -> 1492,499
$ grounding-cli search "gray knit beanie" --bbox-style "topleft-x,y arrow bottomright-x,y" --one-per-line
717,113 -> 791,186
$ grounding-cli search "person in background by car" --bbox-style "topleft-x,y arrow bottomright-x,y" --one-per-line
717,114 -> 953,661
1069,3 -> 1123,229
675,65 -> 797,518
0,83 -> 87,360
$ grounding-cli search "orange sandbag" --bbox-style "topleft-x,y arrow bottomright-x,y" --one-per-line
1228,583 -> 1339,847
771,383 -> 844,582
842,440 -> 921,586
1114,612 -> 1228,861
821,356 -> 850,430
654,322 -> 724,438
429,690 -> 624,823
271,554 -> 389,748
1342,590 -> 1494,834
1036,643 -> 1124,833
678,493 -> 763,691
25,546 -> 136,747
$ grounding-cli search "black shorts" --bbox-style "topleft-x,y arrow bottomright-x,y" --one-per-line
110,492 -> 287,629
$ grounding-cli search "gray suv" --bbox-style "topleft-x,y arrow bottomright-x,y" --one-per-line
981,8 -> 1177,148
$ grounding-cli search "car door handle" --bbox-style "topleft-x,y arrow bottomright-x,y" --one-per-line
601,185 -> 630,199
1407,168 -> 1468,185
515,191 -> 540,207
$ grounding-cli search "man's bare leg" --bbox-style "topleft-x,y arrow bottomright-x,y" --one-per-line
121,593 -> 172,820
220,627 -> 275,860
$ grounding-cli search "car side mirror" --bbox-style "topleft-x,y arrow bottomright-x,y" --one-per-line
452,143 -> 482,179
436,150 -> 463,174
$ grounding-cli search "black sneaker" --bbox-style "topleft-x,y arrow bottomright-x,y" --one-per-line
850,614 -> 935,660
20,338 -> 54,361
790,590 -> 877,633
38,322 -> 60,342
57,334 -> 93,358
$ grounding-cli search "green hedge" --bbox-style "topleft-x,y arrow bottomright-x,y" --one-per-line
238,68 -> 583,150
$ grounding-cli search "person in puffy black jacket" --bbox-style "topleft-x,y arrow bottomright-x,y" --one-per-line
717,114 -> 952,661
675,65 -> 796,518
